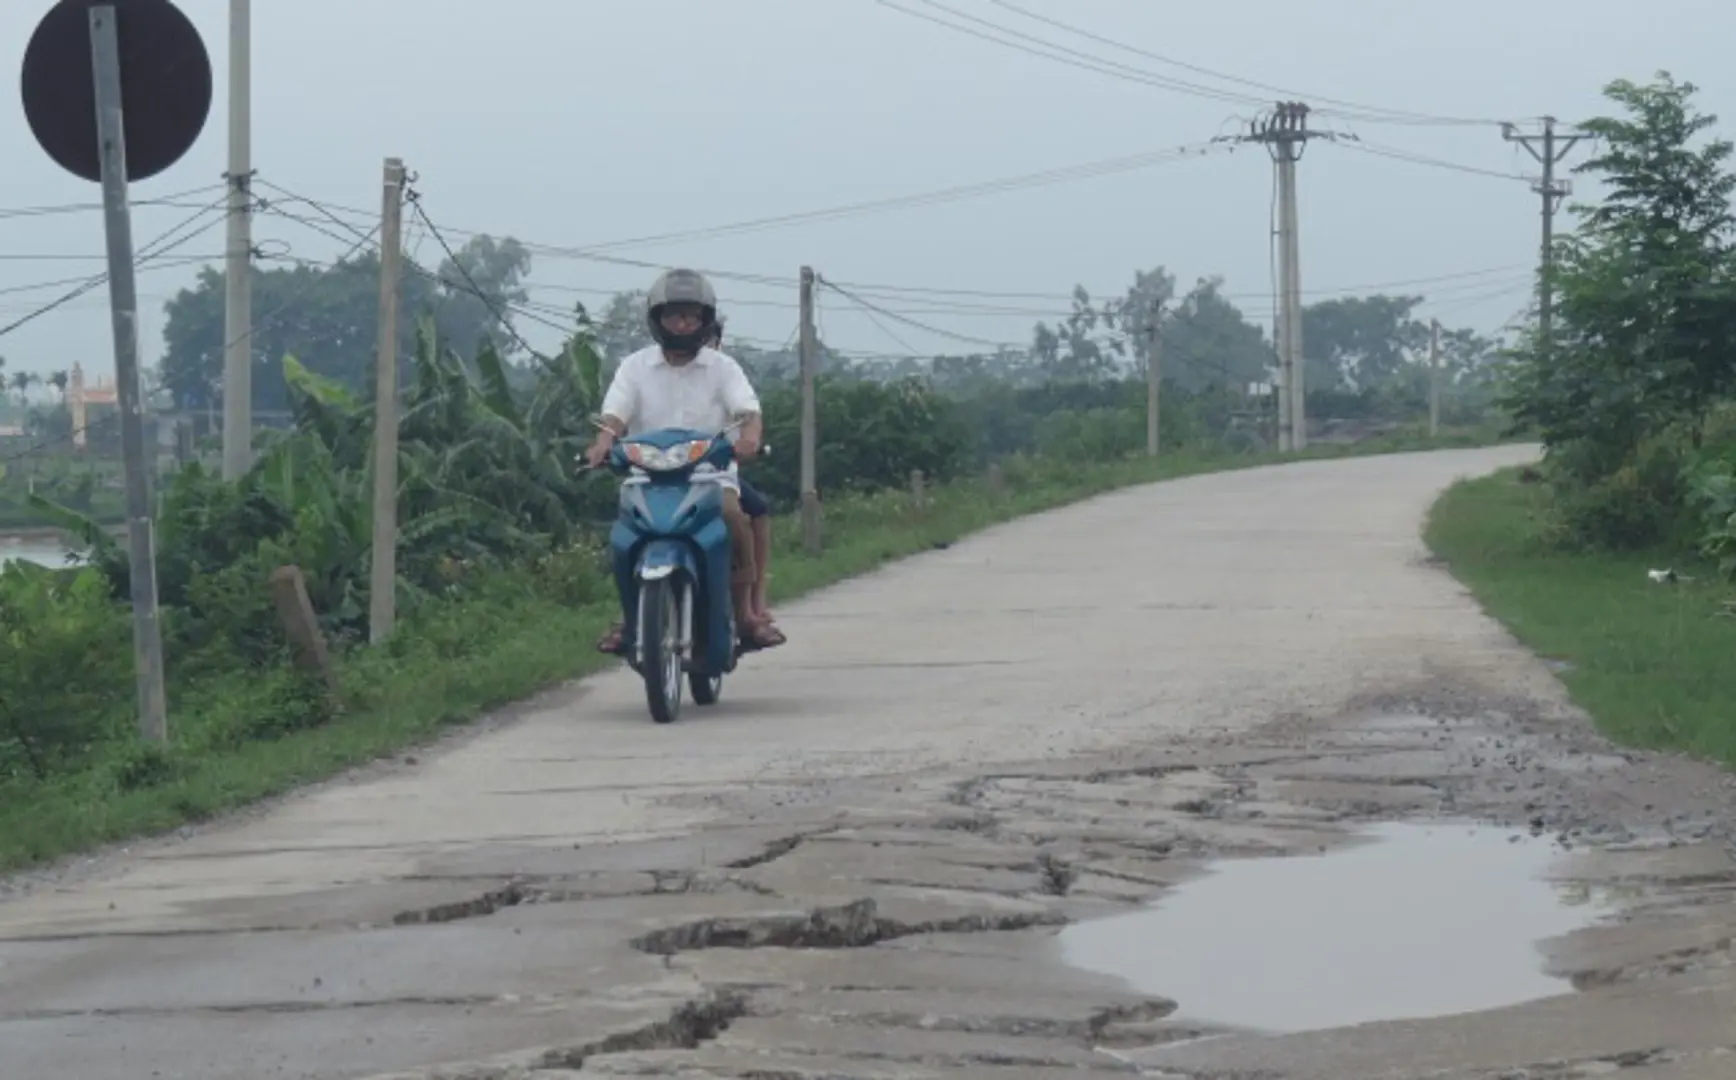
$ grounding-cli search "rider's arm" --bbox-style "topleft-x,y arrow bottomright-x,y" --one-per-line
595,362 -> 638,448
717,356 -> 763,454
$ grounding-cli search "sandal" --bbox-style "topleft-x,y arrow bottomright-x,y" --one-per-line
596,621 -> 627,655
738,618 -> 787,651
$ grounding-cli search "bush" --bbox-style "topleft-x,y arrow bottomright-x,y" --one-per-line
0,563 -> 131,780
1540,435 -> 1693,551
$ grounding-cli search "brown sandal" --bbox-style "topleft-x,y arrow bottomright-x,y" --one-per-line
596,621 -> 626,655
739,618 -> 787,650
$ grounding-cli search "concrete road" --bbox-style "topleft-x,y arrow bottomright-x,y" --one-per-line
4,445 -> 1734,1079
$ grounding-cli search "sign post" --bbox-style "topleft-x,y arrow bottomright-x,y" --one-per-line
21,0 -> 213,742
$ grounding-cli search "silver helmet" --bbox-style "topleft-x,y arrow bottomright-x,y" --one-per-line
645,268 -> 718,353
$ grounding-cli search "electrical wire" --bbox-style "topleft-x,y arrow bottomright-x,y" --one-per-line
1333,139 -> 1530,182
982,0 -> 1499,128
879,0 -> 1266,107
259,140 -> 1225,264
403,190 -> 562,363
0,192 -> 238,341
819,277 -> 1021,349
0,182 -> 228,223
531,143 -> 1228,254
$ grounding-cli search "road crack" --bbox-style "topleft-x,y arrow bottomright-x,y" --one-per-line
630,897 -> 1065,955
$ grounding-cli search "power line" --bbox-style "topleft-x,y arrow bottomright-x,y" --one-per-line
0,182 -> 227,223
256,139 -> 1226,264
1332,138 -> 1530,182
0,255 -> 213,300
528,142 -> 1228,254
255,178 -> 796,290
257,188 -> 584,354
402,187 -> 561,363
0,193 -> 237,341
878,0 -> 1266,108
981,0 -> 1498,128
819,277 -> 1021,349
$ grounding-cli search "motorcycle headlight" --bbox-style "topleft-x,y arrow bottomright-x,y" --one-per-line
625,440 -> 708,471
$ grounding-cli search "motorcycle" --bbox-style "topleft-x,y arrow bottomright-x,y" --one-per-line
587,424 -> 763,724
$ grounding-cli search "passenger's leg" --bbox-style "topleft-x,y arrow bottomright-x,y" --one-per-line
751,515 -> 773,622
723,488 -> 783,648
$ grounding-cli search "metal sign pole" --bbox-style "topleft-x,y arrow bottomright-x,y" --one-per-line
89,4 -> 168,741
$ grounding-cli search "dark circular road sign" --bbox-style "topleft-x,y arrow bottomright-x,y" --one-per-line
21,0 -> 213,183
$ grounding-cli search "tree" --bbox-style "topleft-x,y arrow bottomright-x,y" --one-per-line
431,235 -> 532,359
156,235 -> 531,415
1302,295 -> 1429,392
1505,73 -> 1736,470
1113,267 -> 1178,377
1162,277 -> 1273,393
1032,286 -> 1125,382
586,290 -> 652,364
9,372 -> 35,408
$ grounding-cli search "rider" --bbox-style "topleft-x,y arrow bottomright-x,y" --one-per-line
707,316 -> 776,630
585,269 -> 787,653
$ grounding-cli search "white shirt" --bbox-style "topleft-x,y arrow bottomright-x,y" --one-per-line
599,345 -> 761,488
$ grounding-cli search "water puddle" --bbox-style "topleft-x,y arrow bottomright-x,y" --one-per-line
1060,822 -> 1610,1034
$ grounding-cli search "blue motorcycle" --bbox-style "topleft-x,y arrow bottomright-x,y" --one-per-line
594,426 -> 756,724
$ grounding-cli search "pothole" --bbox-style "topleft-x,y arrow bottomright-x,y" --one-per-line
1058,822 -> 1615,1034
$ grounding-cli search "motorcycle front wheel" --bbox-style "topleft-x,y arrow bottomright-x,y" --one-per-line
639,576 -> 685,724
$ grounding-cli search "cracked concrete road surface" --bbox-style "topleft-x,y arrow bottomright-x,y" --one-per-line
6,445 -> 1736,1080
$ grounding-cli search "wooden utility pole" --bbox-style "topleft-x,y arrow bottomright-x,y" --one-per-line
90,4 -> 168,742
368,158 -> 406,644
798,266 -> 821,555
220,0 -> 253,479
1221,102 -> 1343,452
1145,305 -> 1161,457
1502,117 -> 1586,356
1428,318 -> 1441,437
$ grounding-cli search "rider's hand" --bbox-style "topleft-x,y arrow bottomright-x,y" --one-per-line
583,437 -> 614,468
734,434 -> 761,461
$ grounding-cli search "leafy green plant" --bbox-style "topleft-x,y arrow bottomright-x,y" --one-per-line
0,562 -> 130,780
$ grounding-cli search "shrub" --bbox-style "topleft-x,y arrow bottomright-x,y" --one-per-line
0,563 -> 131,780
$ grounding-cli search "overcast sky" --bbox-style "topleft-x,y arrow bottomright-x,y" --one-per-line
2,0 -> 1732,380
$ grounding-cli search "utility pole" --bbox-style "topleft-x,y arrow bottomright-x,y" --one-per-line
1145,305 -> 1161,457
1221,102 -> 1343,452
220,0 -> 252,478
1502,117 -> 1585,355
1428,318 -> 1441,437
90,5 -> 168,742
368,158 -> 406,644
798,266 -> 821,555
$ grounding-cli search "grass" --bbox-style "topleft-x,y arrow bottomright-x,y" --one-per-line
1426,467 -> 1736,767
0,426 -> 1510,874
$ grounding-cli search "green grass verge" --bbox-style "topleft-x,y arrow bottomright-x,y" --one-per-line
1425,467 -> 1736,767
0,428 -> 1509,874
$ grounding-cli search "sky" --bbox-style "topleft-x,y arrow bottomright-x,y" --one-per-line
2,0 -> 1733,382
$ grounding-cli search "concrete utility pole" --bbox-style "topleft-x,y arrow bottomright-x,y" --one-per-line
89,4 -> 168,742
1502,117 -> 1586,355
1428,318 -> 1441,437
798,266 -> 821,555
1222,102 -> 1342,452
1145,305 -> 1161,457
220,0 -> 253,478
368,158 -> 406,644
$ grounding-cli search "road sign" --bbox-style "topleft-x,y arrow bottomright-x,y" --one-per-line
20,0 -> 212,183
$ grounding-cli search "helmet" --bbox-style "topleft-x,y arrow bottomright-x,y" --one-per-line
707,314 -> 727,348
645,268 -> 718,353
